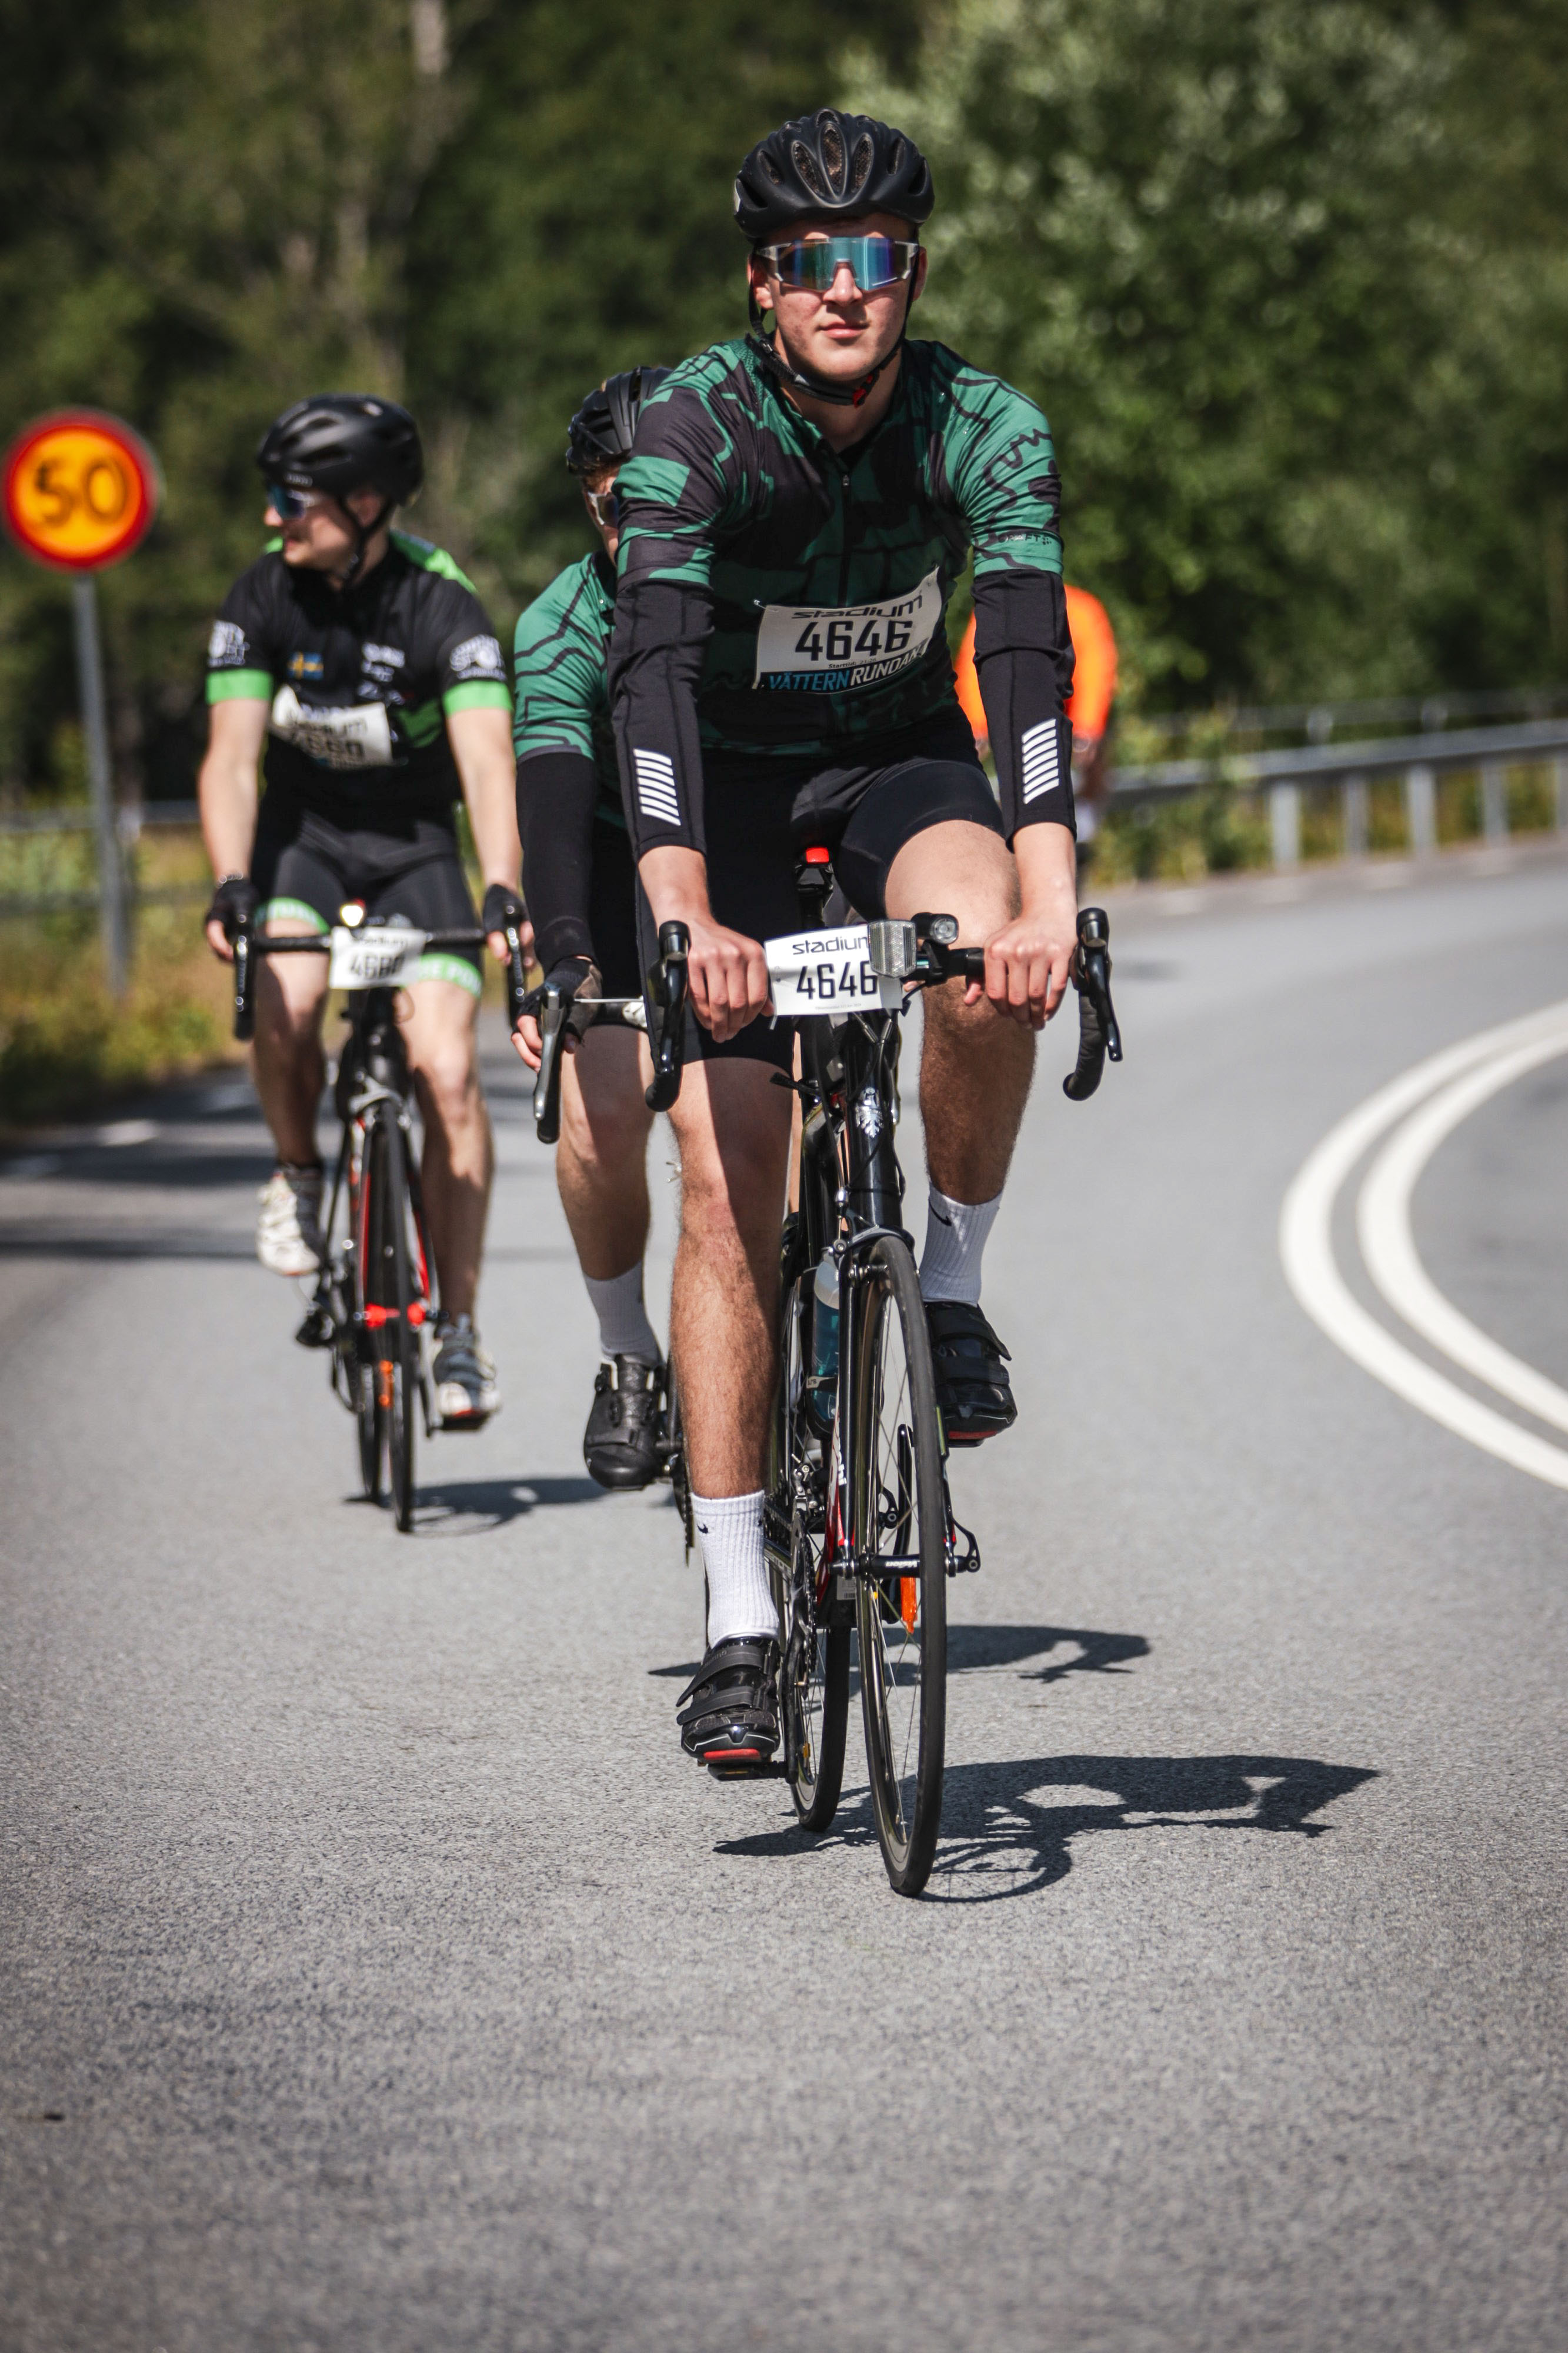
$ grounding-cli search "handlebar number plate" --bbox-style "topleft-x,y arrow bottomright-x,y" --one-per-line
328,924 -> 426,990
765,925 -> 903,1016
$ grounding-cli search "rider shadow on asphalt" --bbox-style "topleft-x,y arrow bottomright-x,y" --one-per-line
377,1475 -> 606,1532
716,1750 -> 1378,1903
704,1623 -> 1376,1900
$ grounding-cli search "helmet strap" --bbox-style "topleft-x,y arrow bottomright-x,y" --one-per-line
748,271 -> 918,412
339,494 -> 395,588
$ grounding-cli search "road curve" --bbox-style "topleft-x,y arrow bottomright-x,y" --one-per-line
4,842 -> 1567,2351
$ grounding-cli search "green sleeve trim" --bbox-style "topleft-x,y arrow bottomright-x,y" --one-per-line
412,951 -> 482,996
257,898 -> 328,934
206,669 -> 273,703
391,529 -> 479,592
442,681 -> 513,717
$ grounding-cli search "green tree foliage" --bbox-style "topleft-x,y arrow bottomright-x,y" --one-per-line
851,0 -> 1568,704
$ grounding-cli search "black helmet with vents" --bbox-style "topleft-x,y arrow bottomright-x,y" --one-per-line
565,368 -> 672,475
255,395 -> 424,505
733,109 -> 934,244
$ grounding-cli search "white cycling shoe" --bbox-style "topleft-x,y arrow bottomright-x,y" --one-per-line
431,1313 -> 501,1426
256,1164 -> 324,1277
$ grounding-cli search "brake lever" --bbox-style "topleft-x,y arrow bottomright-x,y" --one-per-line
644,919 -> 690,1113
1063,906 -> 1122,1101
533,982 -> 569,1144
232,924 -> 256,1042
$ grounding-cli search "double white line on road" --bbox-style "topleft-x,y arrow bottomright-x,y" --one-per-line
1280,998 -> 1568,1489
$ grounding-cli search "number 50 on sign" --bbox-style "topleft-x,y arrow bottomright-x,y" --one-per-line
2,409 -> 162,572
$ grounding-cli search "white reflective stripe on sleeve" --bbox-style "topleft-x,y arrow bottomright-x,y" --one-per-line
1020,719 -> 1062,804
633,749 -> 682,827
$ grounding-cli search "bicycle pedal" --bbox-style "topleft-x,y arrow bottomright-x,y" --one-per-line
294,1307 -> 334,1351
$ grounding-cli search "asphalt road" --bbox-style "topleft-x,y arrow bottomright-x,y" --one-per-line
4,842 -> 1567,2351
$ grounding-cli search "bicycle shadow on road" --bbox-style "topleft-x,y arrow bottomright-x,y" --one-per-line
716,1752 -> 1377,1903
648,1624 -> 1149,1686
408,1475 -> 605,1532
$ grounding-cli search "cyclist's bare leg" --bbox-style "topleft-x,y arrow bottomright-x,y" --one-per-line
401,979 -> 492,1321
558,1026 -> 655,1280
885,820 -> 1035,1202
252,916 -> 329,1165
666,1057 -> 792,1495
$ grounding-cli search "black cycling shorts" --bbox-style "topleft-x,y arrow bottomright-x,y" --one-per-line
251,791 -> 483,994
633,714 -> 1004,1071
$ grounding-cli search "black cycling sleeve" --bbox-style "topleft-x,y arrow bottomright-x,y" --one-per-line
516,749 -> 600,969
608,582 -> 713,861
972,568 -> 1077,839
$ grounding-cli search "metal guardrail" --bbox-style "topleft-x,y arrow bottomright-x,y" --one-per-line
1108,719 -> 1568,866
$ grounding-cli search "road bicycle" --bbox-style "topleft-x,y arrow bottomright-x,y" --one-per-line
231,906 -> 529,1531
529,921 -> 694,1532
765,862 -> 1120,1894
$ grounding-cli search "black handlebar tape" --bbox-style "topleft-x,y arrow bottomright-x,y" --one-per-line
533,984 -> 569,1145
232,928 -> 255,1042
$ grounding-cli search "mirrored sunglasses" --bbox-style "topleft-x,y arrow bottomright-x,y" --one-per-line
583,486 -> 620,531
757,235 -> 919,294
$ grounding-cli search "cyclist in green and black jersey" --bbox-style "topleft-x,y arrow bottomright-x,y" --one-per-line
511,368 -> 672,1489
199,395 -> 526,1424
607,110 -> 1079,1764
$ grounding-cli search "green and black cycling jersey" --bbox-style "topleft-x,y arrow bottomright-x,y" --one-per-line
608,334 -> 1075,859
512,548 -> 628,972
205,531 -> 512,822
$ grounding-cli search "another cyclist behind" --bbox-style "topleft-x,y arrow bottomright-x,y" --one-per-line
199,394 -> 527,1425
956,585 -> 1117,867
511,368 -> 672,1489
608,110 -> 1077,1762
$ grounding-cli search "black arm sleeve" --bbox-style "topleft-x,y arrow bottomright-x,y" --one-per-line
607,578 -> 713,861
973,569 -> 1077,839
516,750 -> 601,969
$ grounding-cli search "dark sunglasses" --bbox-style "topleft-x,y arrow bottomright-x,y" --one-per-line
756,235 -> 920,294
583,485 -> 620,531
265,481 -> 324,519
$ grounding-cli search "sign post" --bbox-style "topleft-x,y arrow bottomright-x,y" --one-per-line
2,410 -> 162,996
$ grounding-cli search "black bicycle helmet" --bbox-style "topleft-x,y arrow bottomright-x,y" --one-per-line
255,395 -> 424,505
733,109 -> 933,244
565,368 -> 672,475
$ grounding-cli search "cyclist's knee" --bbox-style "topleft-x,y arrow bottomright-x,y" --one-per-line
413,1035 -> 482,1136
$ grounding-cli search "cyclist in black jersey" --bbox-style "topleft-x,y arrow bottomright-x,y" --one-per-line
511,368 -> 672,1489
199,395 -> 526,1424
607,111 -> 1080,1764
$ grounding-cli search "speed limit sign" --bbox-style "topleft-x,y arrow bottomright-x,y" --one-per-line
2,408 -> 161,572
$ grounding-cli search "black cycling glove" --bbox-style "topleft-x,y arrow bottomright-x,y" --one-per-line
481,882 -> 528,939
520,956 -> 599,1038
205,874 -> 259,942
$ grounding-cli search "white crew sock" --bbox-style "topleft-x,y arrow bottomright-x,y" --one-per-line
693,1489 -> 777,1647
583,1264 -> 660,1362
919,1184 -> 1002,1307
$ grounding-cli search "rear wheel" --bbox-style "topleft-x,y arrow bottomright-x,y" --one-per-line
766,1253 -> 849,1832
850,1236 -> 948,1895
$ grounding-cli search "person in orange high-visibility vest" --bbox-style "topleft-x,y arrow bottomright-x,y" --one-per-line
955,585 -> 1117,859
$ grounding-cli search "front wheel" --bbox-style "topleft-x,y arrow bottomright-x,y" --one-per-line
850,1237 -> 948,1896
766,1252 -> 849,1832
361,1109 -> 420,1530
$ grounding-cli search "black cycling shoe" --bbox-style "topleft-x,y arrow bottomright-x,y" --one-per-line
676,1637 -> 782,1771
583,1354 -> 665,1490
926,1299 -> 1017,1446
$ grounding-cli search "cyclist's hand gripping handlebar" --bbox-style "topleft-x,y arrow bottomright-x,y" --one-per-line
1063,905 -> 1122,1101
643,921 -> 690,1114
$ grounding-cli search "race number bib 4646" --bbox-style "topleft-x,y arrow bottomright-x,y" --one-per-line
271,684 -> 395,769
765,925 -> 903,1016
753,569 -> 942,695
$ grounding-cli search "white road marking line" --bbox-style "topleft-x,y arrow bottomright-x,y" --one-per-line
1358,1032 -> 1568,1438
1280,999 -> 1568,1490
96,1118 -> 158,1146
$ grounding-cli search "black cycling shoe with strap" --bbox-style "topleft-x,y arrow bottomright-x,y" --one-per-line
925,1299 -> 1017,1446
676,1637 -> 782,1771
583,1353 -> 664,1491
